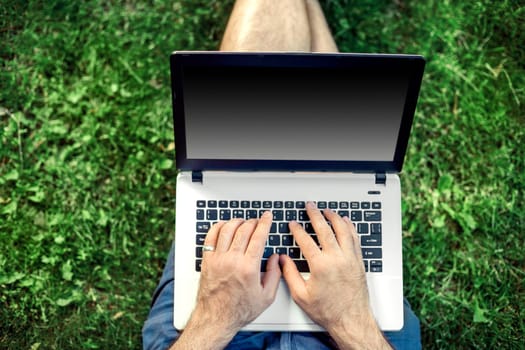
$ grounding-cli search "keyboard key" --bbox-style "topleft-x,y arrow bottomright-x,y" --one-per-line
263,201 -> 272,208
286,210 -> 297,221
196,222 -> 211,233
252,201 -> 261,208
372,202 -> 382,209
371,223 -> 382,234
279,223 -> 290,233
294,260 -> 310,272
229,200 -> 239,208
270,222 -> 277,233
364,260 -> 369,272
272,210 -> 284,221
197,200 -> 206,208
246,210 -> 258,219
295,201 -> 306,209
206,210 -> 217,221
196,259 -> 202,272
361,202 -> 371,209
282,235 -> 294,246
351,210 -> 362,221
370,260 -> 382,267
196,246 -> 203,258
328,201 -> 338,209
350,201 -> 360,209
273,201 -> 283,208
364,211 -> 382,221
241,200 -> 250,208
338,210 -> 349,218
361,234 -> 382,246
288,247 -> 301,259
339,201 -> 349,209
357,223 -> 369,234
304,222 -> 315,233
276,247 -> 287,255
219,200 -> 228,208
370,260 -> 383,272
196,209 -> 205,220
219,209 -> 231,220
362,248 -> 382,259
268,235 -> 280,246
232,209 -> 244,218
317,201 -> 327,209
208,200 -> 217,208
260,260 -> 267,271
196,234 -> 206,245
298,210 -> 308,221
263,247 -> 274,258
285,201 -> 295,208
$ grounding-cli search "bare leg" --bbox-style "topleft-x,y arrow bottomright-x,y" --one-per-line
305,0 -> 338,52
220,0 -> 338,52
220,0 -> 311,52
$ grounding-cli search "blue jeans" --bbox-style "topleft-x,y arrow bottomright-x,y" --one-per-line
142,243 -> 421,350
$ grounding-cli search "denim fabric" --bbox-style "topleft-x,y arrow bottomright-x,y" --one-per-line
142,243 -> 421,350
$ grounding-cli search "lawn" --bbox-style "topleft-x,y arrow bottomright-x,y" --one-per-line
1,0 -> 524,349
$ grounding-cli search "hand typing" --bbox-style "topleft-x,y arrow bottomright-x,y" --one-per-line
193,212 -> 281,336
280,201 -> 391,349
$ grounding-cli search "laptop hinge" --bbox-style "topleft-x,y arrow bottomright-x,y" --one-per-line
192,170 -> 203,183
375,172 -> 386,185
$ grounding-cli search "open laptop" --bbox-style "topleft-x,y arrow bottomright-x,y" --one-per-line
170,52 -> 425,332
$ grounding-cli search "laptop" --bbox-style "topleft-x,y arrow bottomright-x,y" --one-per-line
170,51 -> 425,332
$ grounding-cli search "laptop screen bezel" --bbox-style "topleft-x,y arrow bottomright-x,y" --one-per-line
170,52 -> 425,173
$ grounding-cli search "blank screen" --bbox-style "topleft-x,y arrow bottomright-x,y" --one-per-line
182,66 -> 408,161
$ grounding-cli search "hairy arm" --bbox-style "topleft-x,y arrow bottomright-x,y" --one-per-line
169,306 -> 238,350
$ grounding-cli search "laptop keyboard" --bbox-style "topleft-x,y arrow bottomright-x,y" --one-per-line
195,200 -> 383,273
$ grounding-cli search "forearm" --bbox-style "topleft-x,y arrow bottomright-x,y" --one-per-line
169,307 -> 239,350
327,314 -> 392,350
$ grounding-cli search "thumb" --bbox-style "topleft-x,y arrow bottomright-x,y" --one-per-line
279,255 -> 307,303
262,254 -> 282,303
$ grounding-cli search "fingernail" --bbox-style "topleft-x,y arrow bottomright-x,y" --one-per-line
263,211 -> 272,217
307,201 -> 316,209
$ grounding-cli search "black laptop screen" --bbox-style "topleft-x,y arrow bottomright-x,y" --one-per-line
172,53 -> 425,172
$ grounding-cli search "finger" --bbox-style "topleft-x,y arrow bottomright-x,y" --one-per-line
323,209 -> 352,252
203,221 -> 227,252
306,202 -> 338,251
245,211 -> 273,260
289,221 -> 320,261
262,254 -> 282,303
279,255 -> 307,304
215,219 -> 244,252
230,219 -> 258,253
343,216 -> 364,263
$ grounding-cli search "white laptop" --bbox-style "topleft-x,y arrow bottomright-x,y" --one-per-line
170,52 -> 425,332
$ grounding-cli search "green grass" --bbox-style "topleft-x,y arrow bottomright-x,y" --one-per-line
1,0 -> 524,348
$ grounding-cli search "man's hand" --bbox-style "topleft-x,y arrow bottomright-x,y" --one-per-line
197,211 -> 281,330
280,202 -> 391,350
173,211 -> 281,350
